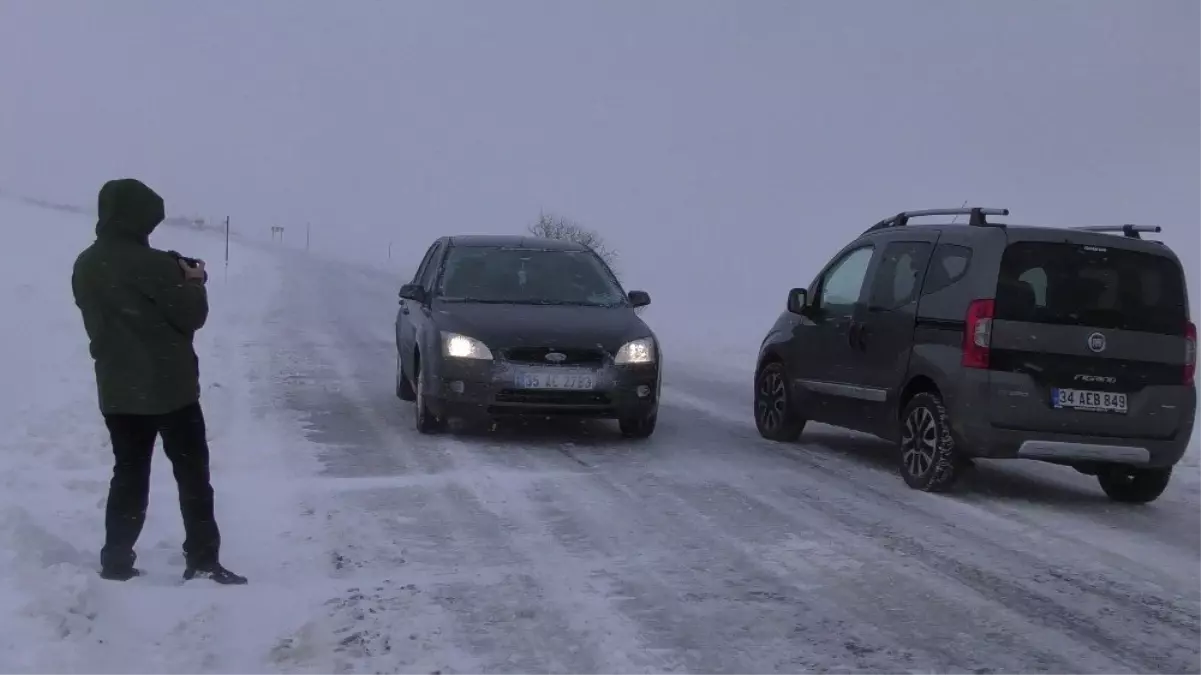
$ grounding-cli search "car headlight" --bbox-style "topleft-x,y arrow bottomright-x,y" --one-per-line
615,337 -> 656,365
441,332 -> 493,360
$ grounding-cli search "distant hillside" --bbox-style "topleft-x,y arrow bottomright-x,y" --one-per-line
1,190 -> 226,236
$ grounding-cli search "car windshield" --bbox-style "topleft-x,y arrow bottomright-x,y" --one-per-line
995,241 -> 1188,335
437,246 -> 627,306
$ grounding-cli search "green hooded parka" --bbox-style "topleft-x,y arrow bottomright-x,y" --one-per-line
71,179 -> 209,415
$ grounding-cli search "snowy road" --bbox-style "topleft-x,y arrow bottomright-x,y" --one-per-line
263,253 -> 1200,674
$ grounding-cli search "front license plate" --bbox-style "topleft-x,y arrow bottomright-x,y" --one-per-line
1052,388 -> 1128,414
515,370 -> 597,390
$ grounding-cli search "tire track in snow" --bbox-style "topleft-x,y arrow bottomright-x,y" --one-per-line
653,393 -> 1200,673
261,261 -> 486,673
500,443 -> 1110,673
293,392 -> 673,670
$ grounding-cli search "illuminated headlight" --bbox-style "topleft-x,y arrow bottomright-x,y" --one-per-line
615,337 -> 656,365
441,332 -> 493,360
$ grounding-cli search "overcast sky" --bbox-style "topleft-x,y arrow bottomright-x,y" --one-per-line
1,0 -> 1197,334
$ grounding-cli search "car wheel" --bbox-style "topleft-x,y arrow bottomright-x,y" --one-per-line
414,365 -> 446,434
898,392 -> 964,492
619,411 -> 657,439
754,361 -> 805,442
395,352 -> 416,402
1097,466 -> 1171,504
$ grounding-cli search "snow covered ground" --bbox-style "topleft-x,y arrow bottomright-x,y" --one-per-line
0,196 -> 1198,673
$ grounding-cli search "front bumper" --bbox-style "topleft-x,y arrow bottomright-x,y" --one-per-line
425,355 -> 659,420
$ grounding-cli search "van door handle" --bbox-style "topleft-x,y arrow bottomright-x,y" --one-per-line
848,322 -> 869,351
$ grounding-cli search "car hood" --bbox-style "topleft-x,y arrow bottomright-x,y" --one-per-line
431,301 -> 651,352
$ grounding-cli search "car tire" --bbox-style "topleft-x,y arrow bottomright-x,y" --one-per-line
619,411 -> 657,439
754,361 -> 805,442
395,352 -> 416,402
1097,466 -> 1171,504
414,364 -> 446,434
898,392 -> 964,492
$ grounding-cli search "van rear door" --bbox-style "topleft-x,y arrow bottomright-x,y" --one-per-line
987,236 -> 1193,440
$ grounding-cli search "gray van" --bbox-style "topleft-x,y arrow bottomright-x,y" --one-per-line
754,207 -> 1196,503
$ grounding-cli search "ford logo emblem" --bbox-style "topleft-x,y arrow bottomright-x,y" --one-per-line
545,351 -> 567,363
1087,332 -> 1106,353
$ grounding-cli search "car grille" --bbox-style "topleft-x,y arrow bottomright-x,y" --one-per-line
494,389 -> 612,406
501,346 -> 608,366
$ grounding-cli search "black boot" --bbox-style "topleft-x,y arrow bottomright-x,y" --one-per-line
99,566 -> 142,581
183,562 -> 247,585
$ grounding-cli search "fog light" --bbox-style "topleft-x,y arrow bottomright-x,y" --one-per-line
449,380 -> 465,394
636,385 -> 651,398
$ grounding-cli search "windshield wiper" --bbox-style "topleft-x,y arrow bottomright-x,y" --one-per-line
441,297 -> 616,306
439,298 -> 515,304
530,299 -> 609,306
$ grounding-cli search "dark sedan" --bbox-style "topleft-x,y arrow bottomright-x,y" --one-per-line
394,235 -> 660,438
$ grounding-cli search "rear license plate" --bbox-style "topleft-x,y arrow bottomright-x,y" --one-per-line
1052,388 -> 1128,414
515,369 -> 597,390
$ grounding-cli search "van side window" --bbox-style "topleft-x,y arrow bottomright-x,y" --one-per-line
818,245 -> 875,313
1017,268 -> 1047,306
921,244 -> 973,296
868,241 -> 933,311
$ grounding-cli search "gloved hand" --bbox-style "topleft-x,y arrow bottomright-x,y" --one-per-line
168,250 -> 209,283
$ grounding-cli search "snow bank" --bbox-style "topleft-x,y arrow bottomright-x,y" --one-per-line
0,198 -> 328,672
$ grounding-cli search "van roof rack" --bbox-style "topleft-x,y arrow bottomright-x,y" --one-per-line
1069,224 -> 1162,240
865,207 -> 1010,233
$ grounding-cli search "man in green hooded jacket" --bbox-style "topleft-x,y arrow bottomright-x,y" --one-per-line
72,178 -> 245,585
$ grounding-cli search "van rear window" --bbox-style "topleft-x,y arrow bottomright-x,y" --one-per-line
996,241 -> 1187,335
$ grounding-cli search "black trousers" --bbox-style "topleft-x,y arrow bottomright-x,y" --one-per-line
100,401 -> 221,571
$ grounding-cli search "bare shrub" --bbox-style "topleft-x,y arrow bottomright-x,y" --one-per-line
527,212 -> 618,270
526,211 -> 645,314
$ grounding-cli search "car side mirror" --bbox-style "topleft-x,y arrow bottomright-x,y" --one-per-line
628,290 -> 651,308
786,287 -> 808,315
398,283 -> 427,304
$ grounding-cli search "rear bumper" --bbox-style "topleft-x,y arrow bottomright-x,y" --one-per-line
956,410 -> 1195,469
425,358 -> 659,420
943,368 -> 1196,468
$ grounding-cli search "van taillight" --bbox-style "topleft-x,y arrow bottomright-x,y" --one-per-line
1185,321 -> 1197,386
962,299 -> 995,369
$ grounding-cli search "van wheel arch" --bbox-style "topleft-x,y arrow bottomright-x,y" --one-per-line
754,356 -> 806,442
898,374 -> 940,421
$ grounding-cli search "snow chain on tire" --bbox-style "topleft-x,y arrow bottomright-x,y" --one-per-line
900,392 -> 963,493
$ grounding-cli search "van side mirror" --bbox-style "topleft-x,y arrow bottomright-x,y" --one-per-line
627,290 -> 651,308
399,283 -> 427,304
786,288 -> 808,315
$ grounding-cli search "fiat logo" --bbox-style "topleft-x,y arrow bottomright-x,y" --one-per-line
544,351 -> 567,363
1087,332 -> 1107,353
